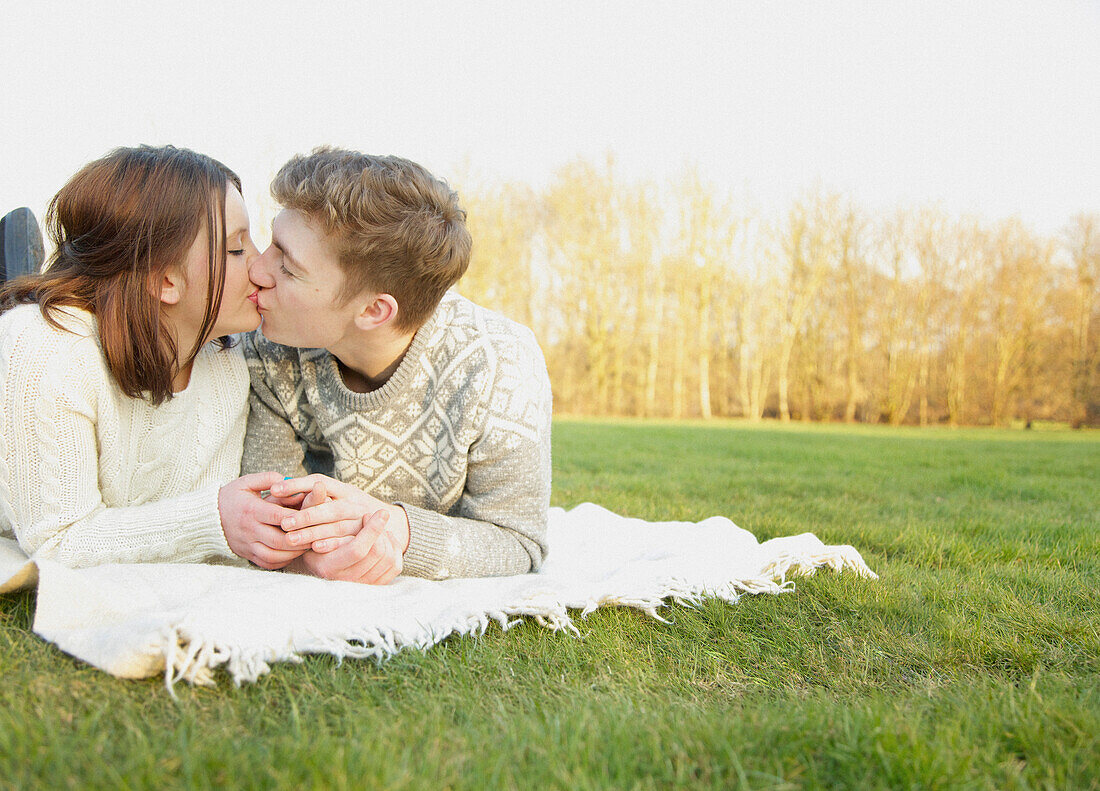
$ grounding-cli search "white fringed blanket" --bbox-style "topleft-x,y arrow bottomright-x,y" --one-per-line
0,503 -> 876,689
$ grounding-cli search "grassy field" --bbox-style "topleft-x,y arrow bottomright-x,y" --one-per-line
1,419 -> 1098,790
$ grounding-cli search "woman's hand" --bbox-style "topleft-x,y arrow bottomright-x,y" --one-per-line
218,472 -> 307,569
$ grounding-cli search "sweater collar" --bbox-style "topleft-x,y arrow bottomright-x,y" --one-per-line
317,293 -> 451,410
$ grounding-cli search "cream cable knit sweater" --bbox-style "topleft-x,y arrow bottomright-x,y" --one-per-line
0,304 -> 248,568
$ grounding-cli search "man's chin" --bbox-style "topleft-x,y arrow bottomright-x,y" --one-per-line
258,318 -> 283,343
259,318 -> 308,348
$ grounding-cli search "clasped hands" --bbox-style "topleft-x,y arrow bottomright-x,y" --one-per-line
218,471 -> 410,585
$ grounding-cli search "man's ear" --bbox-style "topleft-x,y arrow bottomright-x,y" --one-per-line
354,293 -> 399,331
158,268 -> 184,306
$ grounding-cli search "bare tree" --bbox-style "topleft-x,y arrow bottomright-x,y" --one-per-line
461,182 -> 540,328
773,195 -> 833,422
672,170 -> 744,419
1064,215 -> 1100,426
835,206 -> 870,422
941,218 -> 985,427
453,157 -> 1091,426
543,158 -> 624,414
911,209 -> 954,426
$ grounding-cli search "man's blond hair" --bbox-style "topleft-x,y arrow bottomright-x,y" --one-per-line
272,147 -> 472,331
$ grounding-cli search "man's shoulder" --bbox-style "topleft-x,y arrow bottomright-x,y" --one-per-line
426,294 -> 550,419
429,295 -> 551,436
433,292 -> 544,366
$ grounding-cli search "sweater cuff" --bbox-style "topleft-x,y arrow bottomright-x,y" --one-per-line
179,482 -> 239,563
398,503 -> 449,579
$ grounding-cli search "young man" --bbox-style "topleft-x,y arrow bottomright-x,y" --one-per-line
240,148 -> 552,585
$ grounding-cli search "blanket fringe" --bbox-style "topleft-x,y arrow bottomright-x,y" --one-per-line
157,543 -> 876,692
762,543 -> 879,581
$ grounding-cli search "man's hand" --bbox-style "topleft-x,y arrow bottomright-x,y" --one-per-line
293,509 -> 404,585
218,472 -> 307,569
269,474 -> 411,556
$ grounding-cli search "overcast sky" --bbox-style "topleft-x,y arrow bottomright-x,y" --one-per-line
3,0 -> 1097,242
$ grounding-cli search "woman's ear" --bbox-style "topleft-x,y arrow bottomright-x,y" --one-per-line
158,268 -> 184,306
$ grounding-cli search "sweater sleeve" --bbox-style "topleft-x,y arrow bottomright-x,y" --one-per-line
240,331 -> 308,478
0,317 -> 237,568
400,329 -> 552,579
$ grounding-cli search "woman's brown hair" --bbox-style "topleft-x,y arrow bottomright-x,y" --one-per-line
0,145 -> 241,405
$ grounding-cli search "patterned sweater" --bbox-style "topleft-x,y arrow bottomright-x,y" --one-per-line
242,292 -> 553,580
0,304 -> 248,567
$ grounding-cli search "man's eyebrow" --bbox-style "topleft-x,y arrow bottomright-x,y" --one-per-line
270,227 -> 306,272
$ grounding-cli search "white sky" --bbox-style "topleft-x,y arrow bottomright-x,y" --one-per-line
2,0 -> 1097,243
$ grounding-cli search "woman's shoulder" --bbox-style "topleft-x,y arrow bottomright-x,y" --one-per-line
1,302 -> 96,339
0,304 -> 108,412
0,304 -> 99,361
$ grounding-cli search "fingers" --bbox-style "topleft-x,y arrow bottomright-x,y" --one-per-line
269,474 -> 346,498
264,492 -> 307,508
285,518 -> 362,548
300,480 -> 328,510
251,498 -> 301,529
343,521 -> 393,579
347,512 -> 401,584
311,511 -> 400,584
311,534 -> 356,553
356,530 -> 402,584
318,510 -> 388,564
249,541 -> 306,570
220,475 -> 309,567
236,470 -> 287,493
251,522 -> 303,552
282,499 -> 367,531
262,483 -> 328,513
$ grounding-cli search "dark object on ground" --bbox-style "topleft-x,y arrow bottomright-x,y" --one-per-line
0,207 -> 45,281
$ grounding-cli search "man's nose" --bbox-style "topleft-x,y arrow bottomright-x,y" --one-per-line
249,247 -> 276,288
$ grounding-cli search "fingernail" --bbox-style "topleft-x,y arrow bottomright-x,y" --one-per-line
288,533 -> 300,545
284,518 -> 297,529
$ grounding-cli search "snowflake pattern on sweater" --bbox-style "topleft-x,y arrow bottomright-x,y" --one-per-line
242,292 -> 553,580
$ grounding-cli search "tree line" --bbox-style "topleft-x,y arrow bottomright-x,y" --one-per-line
455,159 -> 1100,427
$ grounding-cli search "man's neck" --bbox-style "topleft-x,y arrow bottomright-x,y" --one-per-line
329,327 -> 417,394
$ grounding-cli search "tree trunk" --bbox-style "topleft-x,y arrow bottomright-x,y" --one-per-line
777,336 -> 794,422
698,276 -> 712,419
918,345 -> 930,427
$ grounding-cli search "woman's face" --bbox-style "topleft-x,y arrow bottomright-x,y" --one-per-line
174,185 -> 262,342
213,185 -> 263,337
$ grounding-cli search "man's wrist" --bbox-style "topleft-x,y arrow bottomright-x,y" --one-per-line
390,504 -> 411,554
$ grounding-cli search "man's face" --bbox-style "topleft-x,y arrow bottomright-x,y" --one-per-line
249,209 -> 363,348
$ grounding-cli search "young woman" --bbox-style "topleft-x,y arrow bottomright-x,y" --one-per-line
0,146 -> 303,570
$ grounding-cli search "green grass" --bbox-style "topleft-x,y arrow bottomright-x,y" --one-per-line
2,419 -> 1098,790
